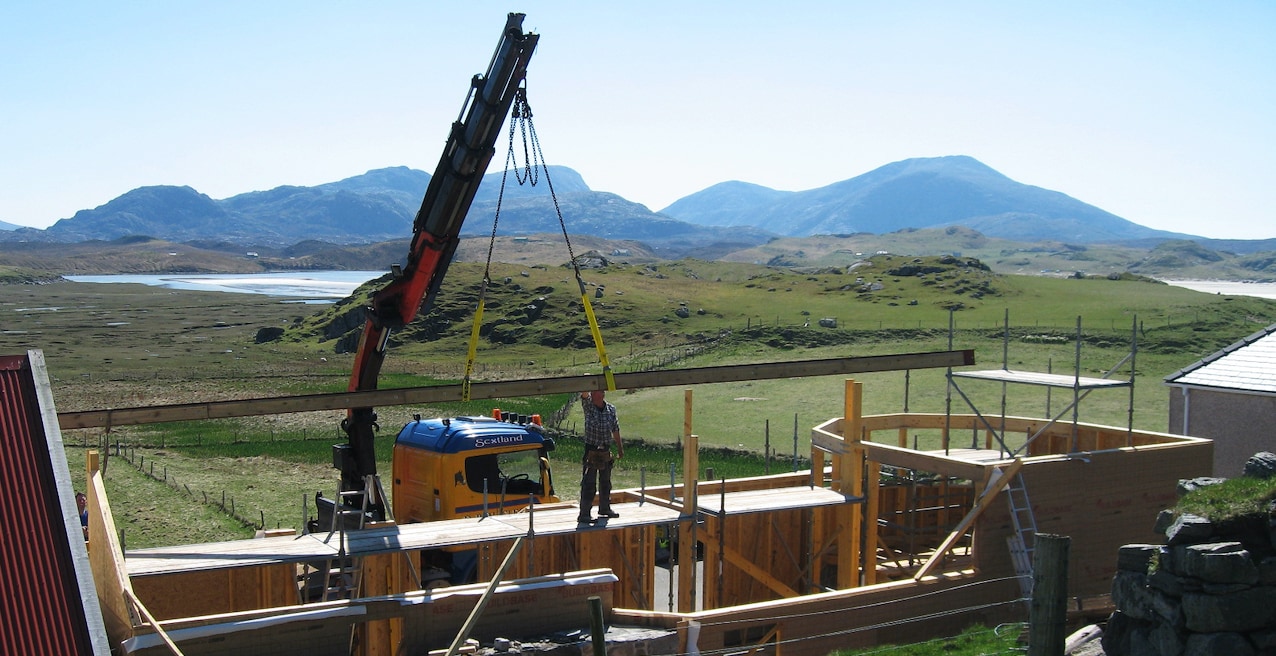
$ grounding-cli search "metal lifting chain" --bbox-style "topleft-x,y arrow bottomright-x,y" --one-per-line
461,88 -> 615,401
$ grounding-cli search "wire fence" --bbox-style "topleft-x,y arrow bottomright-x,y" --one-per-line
112,441 -> 295,536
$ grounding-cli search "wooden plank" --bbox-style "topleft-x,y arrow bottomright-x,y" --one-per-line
695,486 -> 860,516
59,350 -> 974,429
87,468 -> 137,645
859,442 -> 990,481
127,502 -> 681,577
811,424 -> 849,454
683,570 -> 994,656
951,369 -> 1130,389
936,448 -> 1012,463
124,570 -> 619,656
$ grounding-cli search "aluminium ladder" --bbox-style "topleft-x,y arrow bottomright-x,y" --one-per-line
1004,472 -> 1037,599
321,476 -> 375,601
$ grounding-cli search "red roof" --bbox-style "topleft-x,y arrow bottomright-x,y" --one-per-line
0,352 -> 108,655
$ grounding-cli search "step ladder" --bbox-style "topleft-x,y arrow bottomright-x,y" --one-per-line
321,476 -> 376,602
1004,472 -> 1037,599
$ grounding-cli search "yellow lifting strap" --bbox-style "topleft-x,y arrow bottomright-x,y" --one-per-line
577,275 -> 616,392
461,280 -> 489,402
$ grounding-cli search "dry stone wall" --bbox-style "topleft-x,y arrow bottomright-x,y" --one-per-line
1103,454 -> 1276,656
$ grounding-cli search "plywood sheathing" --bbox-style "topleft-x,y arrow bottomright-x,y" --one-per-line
971,443 -> 1207,597
85,451 -> 138,645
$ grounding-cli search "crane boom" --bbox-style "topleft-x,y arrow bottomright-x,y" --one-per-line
338,13 -> 538,519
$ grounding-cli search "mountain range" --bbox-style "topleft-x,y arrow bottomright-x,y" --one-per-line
0,156 -> 1232,254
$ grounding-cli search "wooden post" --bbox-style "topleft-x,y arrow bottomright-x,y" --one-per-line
1029,534 -> 1070,656
588,595 -> 606,656
808,438 -> 827,594
837,379 -> 863,589
809,449 -> 825,486
863,460 -> 880,585
678,389 -> 699,612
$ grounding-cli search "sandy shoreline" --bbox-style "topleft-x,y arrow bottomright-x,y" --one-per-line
1160,279 -> 1276,299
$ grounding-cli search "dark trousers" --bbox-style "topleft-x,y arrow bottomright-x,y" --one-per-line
580,447 -> 614,517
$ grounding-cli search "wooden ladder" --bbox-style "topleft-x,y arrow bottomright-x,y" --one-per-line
1004,472 -> 1037,598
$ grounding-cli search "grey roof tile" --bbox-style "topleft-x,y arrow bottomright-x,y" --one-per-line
1164,324 -> 1276,394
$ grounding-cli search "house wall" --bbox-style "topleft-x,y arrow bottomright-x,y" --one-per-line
1168,386 -> 1276,477
974,441 -> 1212,598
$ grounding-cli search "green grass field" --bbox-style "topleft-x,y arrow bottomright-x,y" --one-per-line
11,255 -> 1276,548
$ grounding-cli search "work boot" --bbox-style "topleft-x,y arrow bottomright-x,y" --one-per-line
577,514 -> 593,524
599,508 -> 620,518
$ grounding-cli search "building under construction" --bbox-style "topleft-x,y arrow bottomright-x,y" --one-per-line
5,341 -> 1211,655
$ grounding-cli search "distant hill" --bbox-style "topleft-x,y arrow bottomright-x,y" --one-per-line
660,181 -> 794,227
0,219 -> 23,231
46,186 -> 242,243
28,165 -> 771,255
661,156 -> 1193,243
7,156 -> 1259,254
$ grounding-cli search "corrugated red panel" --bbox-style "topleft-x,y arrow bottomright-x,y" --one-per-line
0,354 -> 95,655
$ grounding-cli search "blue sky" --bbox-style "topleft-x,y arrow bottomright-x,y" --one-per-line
2,2 -> 1272,239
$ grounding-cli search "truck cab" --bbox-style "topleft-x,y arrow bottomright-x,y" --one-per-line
391,414 -> 558,524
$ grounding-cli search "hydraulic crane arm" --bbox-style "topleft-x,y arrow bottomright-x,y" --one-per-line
338,14 -> 538,517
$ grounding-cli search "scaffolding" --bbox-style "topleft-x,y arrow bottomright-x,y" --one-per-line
945,310 -> 1138,457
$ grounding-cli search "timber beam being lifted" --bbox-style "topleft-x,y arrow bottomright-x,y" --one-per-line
58,349 -> 974,429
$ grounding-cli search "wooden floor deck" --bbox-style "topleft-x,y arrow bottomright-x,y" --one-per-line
126,501 -> 679,577
695,486 -> 862,517
127,486 -> 860,577
950,368 -> 1131,389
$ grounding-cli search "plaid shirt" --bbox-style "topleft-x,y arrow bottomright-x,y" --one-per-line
581,396 -> 620,449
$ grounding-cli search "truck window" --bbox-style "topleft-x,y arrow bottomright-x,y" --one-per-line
463,450 -> 543,496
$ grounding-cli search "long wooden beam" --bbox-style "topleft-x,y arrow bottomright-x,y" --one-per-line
58,349 -> 974,430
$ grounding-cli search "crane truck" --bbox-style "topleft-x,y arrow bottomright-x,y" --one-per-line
317,14 -> 560,558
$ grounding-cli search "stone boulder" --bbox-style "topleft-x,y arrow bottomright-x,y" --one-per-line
1243,452 -> 1276,479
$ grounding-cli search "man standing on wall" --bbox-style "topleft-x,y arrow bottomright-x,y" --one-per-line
578,389 -> 624,524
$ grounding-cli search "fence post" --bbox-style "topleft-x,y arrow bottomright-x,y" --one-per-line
1029,533 -> 1070,656
764,419 -> 771,474
588,595 -> 606,656
792,413 -> 798,472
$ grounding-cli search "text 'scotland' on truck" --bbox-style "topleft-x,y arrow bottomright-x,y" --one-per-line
319,14 -> 542,529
